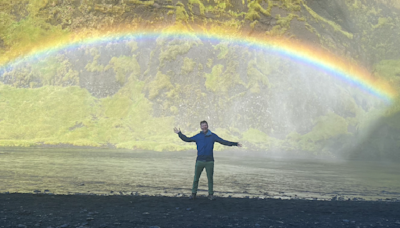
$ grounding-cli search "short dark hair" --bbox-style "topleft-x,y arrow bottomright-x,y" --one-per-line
200,120 -> 208,126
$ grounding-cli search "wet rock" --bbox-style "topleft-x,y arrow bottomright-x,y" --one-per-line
44,189 -> 50,192
343,219 -> 349,223
143,212 -> 150,215
395,221 -> 400,225
34,190 -> 41,193
149,226 -> 161,228
186,207 -> 191,211
175,207 -> 179,210
17,225 -> 27,228
86,217 -> 94,221
59,224 -> 69,228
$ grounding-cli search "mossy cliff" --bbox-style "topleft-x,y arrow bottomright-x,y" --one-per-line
1,0 -> 400,160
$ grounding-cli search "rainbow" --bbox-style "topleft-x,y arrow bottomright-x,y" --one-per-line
0,26 -> 396,102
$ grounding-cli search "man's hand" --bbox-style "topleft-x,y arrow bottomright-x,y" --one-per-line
173,127 -> 181,134
237,143 -> 243,147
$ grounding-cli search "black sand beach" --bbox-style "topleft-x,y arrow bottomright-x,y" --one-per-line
1,193 -> 400,228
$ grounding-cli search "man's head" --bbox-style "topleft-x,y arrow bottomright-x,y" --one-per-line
200,120 -> 208,133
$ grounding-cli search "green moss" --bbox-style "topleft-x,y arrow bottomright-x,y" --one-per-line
279,0 -> 301,11
105,55 -> 141,85
250,20 -> 258,29
204,60 -> 243,93
3,55 -> 79,87
0,76 -> 187,151
181,57 -> 196,74
204,64 -> 224,92
207,58 -> 213,68
170,106 -> 178,114
373,59 -> 400,85
213,42 -> 229,59
85,48 -> 105,72
303,4 -> 353,39
372,17 -> 393,30
159,39 -> 200,66
188,0 -> 205,15
246,57 -> 270,93
291,112 -> 349,152
146,71 -> 174,100
0,85 -> 99,146
305,22 -> 321,38
373,59 -> 400,116
126,41 -> 138,53
175,1 -> 189,23
241,128 -> 281,150
245,0 -> 272,21
0,14 -> 68,64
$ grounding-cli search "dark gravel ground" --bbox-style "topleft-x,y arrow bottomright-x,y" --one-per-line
1,193 -> 400,228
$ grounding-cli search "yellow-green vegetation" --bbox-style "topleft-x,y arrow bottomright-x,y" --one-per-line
204,60 -> 242,93
250,20 -> 258,29
3,55 -> 79,87
279,0 -> 302,11
304,22 -> 321,39
213,42 -> 230,59
302,4 -> 353,39
145,71 -> 174,100
373,59 -> 400,116
159,39 -> 201,65
288,112 -> 349,153
372,17 -> 394,30
105,55 -> 141,85
0,77 -> 192,151
373,59 -> 400,85
0,84 -> 99,147
245,0 -> 272,21
266,13 -> 297,36
126,41 -> 138,53
207,58 -> 213,68
175,1 -> 189,23
246,57 -> 271,93
188,0 -> 205,15
242,128 -> 282,150
181,57 -> 196,74
85,48 -> 105,72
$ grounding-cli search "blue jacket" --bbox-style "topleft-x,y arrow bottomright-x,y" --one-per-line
178,130 -> 238,161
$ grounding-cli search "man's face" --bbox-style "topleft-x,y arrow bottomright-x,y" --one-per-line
201,123 -> 208,133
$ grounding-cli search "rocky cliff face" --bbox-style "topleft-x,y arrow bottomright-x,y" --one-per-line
0,0 -> 399,160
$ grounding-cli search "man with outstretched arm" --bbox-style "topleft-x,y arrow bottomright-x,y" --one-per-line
173,120 -> 242,200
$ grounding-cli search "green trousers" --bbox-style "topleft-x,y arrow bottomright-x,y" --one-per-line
192,160 -> 214,195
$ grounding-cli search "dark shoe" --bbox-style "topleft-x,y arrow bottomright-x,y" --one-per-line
189,193 -> 196,200
208,194 -> 216,201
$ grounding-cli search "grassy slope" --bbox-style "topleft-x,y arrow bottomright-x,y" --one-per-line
0,0 -> 399,158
